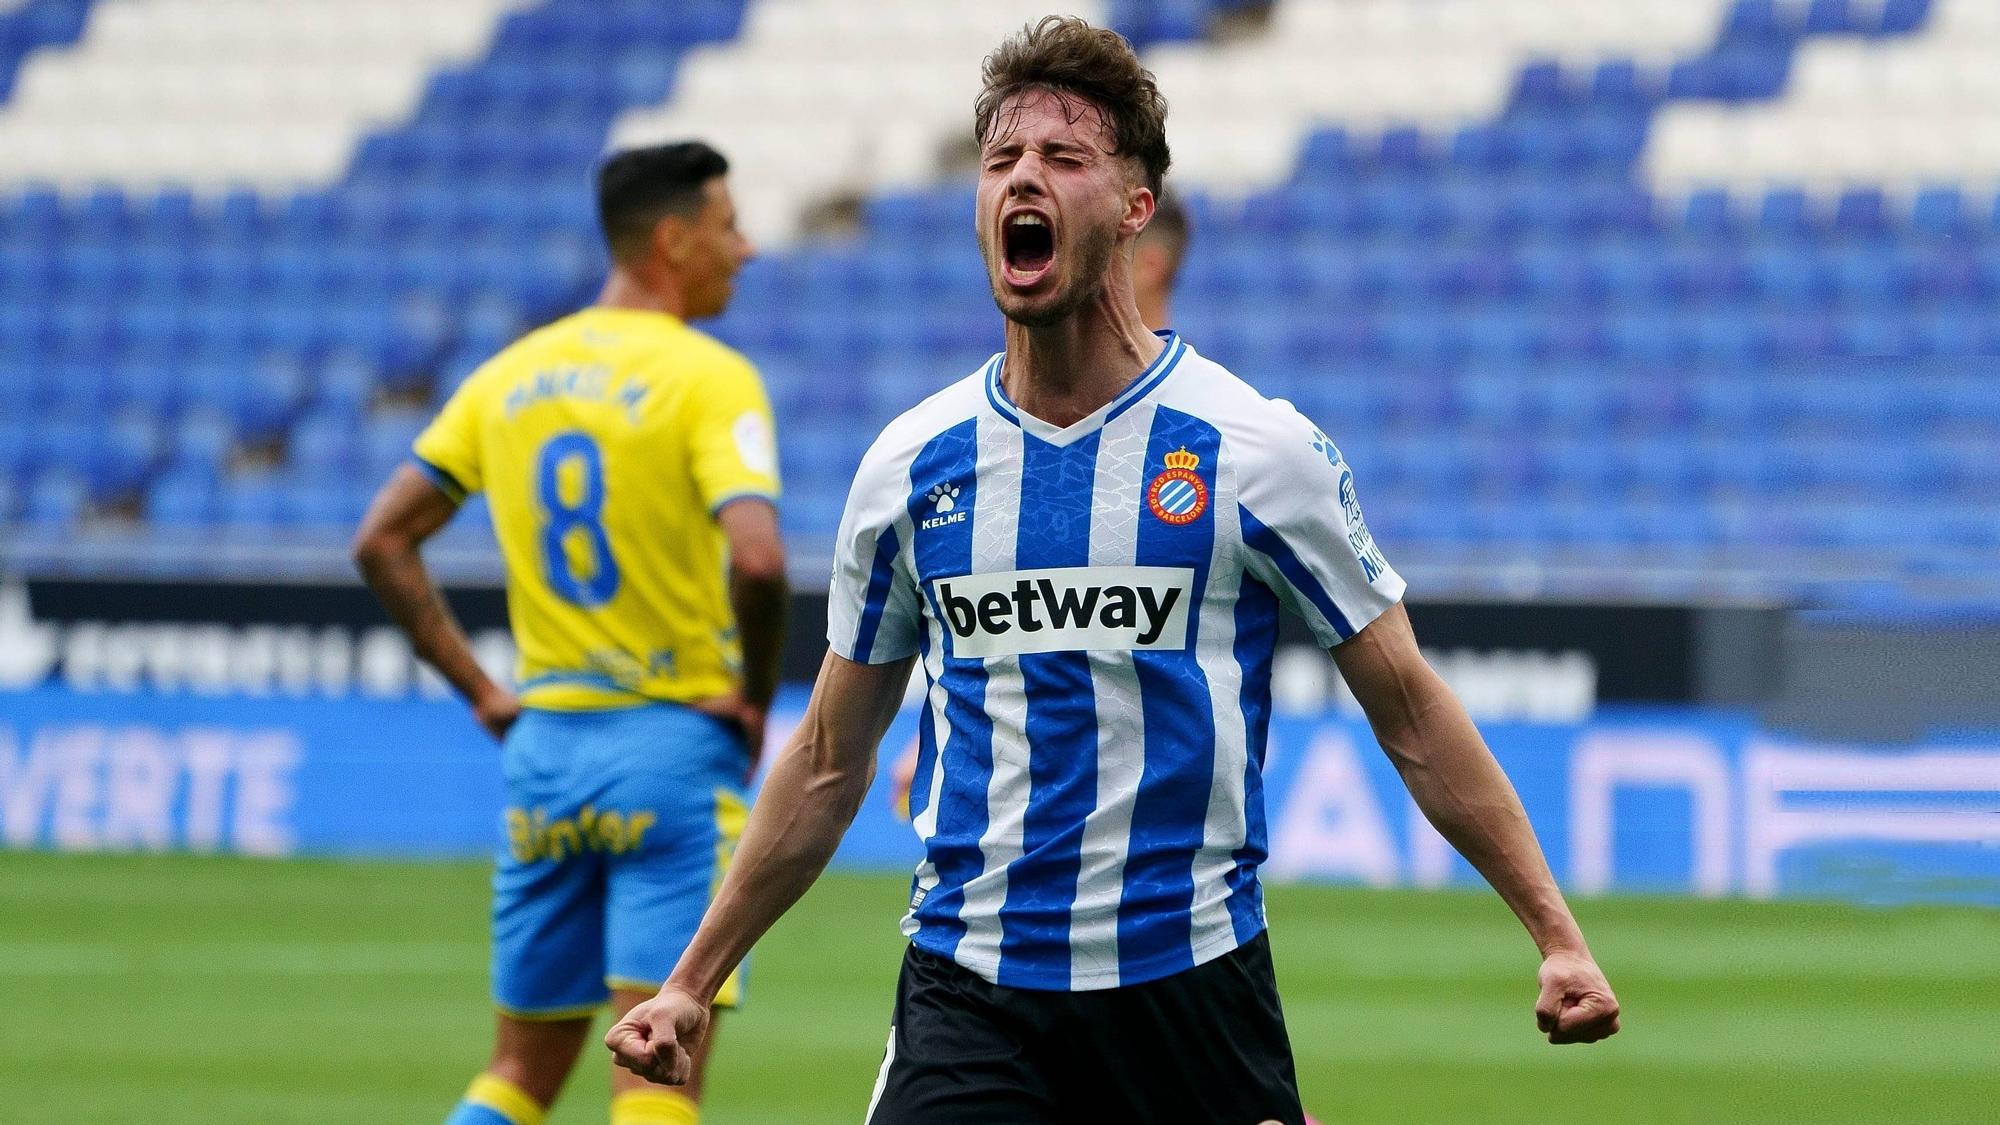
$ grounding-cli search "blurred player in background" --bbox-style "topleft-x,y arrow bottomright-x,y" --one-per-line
885,186 -> 1187,819
609,18 -> 1614,1122
353,142 -> 784,1125
1129,184 -> 1186,330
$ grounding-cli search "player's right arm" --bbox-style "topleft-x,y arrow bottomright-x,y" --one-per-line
605,649 -> 914,1085
610,417 -> 927,1085
351,464 -> 518,740
354,371 -> 517,740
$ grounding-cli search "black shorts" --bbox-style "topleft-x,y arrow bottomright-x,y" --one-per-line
864,932 -> 1305,1125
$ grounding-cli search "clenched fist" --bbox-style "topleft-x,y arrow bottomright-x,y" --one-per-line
605,985 -> 710,1085
1534,950 -> 1621,1044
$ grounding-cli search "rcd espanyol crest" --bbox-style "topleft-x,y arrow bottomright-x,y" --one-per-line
1146,446 -> 1208,525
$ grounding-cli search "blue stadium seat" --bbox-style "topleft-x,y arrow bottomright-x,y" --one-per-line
1833,187 -> 1891,236
144,471 -> 218,527
362,412 -> 429,476
1294,129 -> 1354,180
87,412 -> 165,497
169,410 -> 237,480
23,467 -> 87,527
218,474 -> 290,529
1510,60 -> 1567,109
1880,0 -> 1933,36
0,416 -> 31,480
288,410 -> 361,475
281,480 -> 358,529
1909,186 -> 1968,239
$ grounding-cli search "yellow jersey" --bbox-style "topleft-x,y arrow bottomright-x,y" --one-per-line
413,306 -> 781,711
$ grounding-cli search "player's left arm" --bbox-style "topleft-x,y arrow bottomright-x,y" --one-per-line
683,352 -> 787,758
352,465 -> 518,740
1332,603 -> 1620,1044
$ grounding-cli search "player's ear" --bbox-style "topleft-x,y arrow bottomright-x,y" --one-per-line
1121,179 -> 1156,241
652,213 -> 692,268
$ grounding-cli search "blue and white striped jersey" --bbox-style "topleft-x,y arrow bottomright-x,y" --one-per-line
827,333 -> 1405,991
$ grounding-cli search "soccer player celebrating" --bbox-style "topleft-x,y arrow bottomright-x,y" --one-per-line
884,185 -> 1188,819
608,19 -> 1619,1123
355,142 -> 785,1125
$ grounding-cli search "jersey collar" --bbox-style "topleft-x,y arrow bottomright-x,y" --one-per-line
984,330 -> 1187,445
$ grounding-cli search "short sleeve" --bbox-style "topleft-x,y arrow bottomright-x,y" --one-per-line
687,354 -> 782,514
1235,402 -> 1405,647
411,377 -> 486,501
825,440 -> 923,664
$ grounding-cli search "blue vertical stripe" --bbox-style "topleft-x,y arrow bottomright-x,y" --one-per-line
1227,574 -> 1281,942
1240,504 -> 1357,639
903,420 -> 990,962
850,524 -> 902,662
908,648 -> 938,823
908,608 -> 939,824
1117,408 -> 1222,980
996,430 -> 1101,987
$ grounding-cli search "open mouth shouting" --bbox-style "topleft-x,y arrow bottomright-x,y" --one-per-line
1001,207 -> 1056,289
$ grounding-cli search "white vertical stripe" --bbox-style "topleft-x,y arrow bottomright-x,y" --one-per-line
1189,419 -> 1258,959
1065,400 -> 1155,988
898,626 -> 953,940
863,1024 -> 897,1124
951,416 -> 1027,975
891,444 -> 947,941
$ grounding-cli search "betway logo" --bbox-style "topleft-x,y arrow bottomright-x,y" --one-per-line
932,566 -> 1194,658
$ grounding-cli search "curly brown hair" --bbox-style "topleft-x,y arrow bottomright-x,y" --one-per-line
974,15 -> 1171,195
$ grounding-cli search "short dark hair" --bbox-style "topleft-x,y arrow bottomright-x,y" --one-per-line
596,141 -> 729,263
974,16 -> 1171,195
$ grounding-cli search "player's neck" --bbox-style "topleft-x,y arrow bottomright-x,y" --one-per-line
1001,289 -> 1163,429
595,268 -> 688,319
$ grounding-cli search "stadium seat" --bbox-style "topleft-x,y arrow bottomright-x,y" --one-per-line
23,467 -> 88,527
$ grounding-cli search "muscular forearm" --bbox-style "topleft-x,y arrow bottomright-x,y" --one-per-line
356,545 -> 498,706
729,569 -> 787,709
1375,675 -> 1588,957
667,731 -> 872,1003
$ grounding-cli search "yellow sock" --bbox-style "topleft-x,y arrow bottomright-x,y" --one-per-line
462,1074 -> 546,1125
611,1088 -> 699,1125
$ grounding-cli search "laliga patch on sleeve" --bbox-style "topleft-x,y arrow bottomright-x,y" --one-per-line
732,411 -> 777,476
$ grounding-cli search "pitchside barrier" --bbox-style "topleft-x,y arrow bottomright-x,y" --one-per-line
3,683 -> 1995,907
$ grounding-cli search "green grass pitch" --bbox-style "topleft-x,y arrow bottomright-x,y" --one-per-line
2,851 -> 1995,1123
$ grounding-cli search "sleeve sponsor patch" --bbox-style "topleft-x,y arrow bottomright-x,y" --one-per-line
732,411 -> 777,477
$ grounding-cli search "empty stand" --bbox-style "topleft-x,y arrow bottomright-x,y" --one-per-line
0,0 -> 1994,613
1651,0 -> 2000,192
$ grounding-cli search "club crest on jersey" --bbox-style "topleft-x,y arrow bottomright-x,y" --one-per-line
1146,447 -> 1208,526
